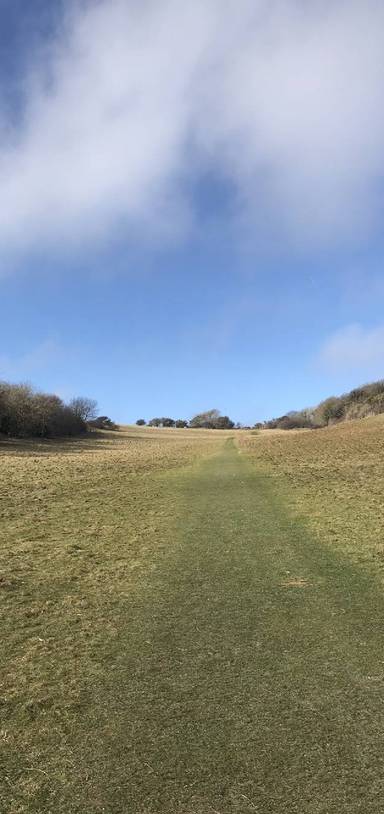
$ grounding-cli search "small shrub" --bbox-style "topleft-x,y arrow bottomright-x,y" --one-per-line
88,416 -> 118,431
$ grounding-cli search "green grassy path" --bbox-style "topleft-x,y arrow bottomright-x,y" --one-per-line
6,439 -> 384,812
80,438 -> 384,813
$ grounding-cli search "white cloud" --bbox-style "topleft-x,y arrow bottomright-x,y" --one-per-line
318,323 -> 384,375
1,0 -> 384,255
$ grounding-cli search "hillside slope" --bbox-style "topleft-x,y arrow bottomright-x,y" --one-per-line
263,378 -> 384,429
240,414 -> 384,567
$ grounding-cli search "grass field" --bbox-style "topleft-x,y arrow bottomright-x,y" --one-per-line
1,420 -> 384,812
238,415 -> 384,567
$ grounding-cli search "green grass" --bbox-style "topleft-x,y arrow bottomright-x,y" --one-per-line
2,427 -> 384,811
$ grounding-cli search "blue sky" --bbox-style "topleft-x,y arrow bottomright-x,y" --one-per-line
1,0 -> 384,424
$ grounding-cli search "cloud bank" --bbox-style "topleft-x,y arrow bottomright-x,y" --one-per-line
1,0 -> 384,253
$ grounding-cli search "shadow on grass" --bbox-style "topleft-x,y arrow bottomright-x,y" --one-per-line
0,429 -> 129,456
3,439 -> 384,813
39,442 -> 384,812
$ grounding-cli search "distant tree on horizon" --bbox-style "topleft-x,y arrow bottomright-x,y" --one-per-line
148,417 -> 175,427
216,416 -> 235,429
161,417 -> 175,427
189,409 -> 234,429
136,418 -> 146,426
189,409 -> 220,429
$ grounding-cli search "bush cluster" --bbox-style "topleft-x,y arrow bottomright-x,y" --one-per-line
189,409 -> 235,429
0,382 -> 87,438
137,410 -> 235,430
88,416 -> 118,430
0,383 -> 116,438
261,379 -> 384,431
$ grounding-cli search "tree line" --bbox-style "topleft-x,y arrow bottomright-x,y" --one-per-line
6,377 -> 381,440
0,382 -> 116,438
258,379 -> 384,430
138,380 -> 384,434
137,409 -> 235,430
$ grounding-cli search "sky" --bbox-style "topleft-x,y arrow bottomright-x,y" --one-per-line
1,0 -> 384,424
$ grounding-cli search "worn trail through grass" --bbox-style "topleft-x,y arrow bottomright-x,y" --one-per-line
79,437 -> 384,813
3,434 -> 384,812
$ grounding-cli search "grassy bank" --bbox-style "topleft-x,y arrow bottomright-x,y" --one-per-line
238,415 -> 384,567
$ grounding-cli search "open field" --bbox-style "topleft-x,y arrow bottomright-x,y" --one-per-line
1,420 -> 384,812
238,415 -> 384,567
0,427 -> 223,813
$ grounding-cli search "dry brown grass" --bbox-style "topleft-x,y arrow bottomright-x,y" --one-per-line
0,426 -> 224,813
0,426 -> 222,550
238,414 -> 384,566
3,423 -> 384,812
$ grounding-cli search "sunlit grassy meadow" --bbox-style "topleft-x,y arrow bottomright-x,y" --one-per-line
238,415 -> 384,567
2,419 -> 384,812
0,427 -> 222,812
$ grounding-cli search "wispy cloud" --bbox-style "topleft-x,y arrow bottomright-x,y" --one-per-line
1,0 -> 384,257
0,339 -> 64,381
317,323 -> 384,376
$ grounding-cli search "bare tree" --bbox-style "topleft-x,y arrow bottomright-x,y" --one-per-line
69,396 -> 98,422
0,381 -> 87,437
